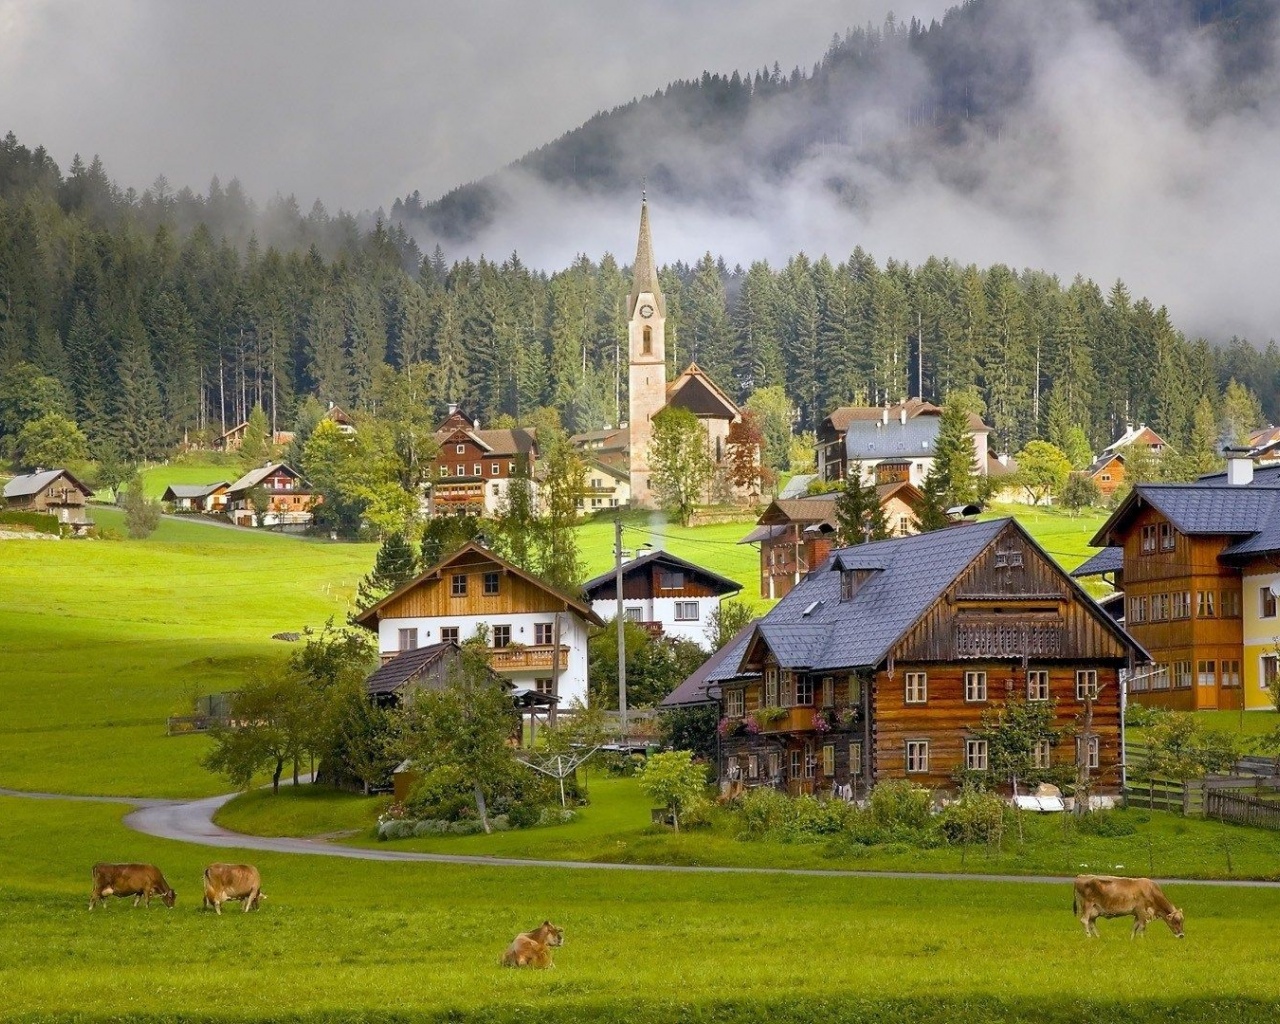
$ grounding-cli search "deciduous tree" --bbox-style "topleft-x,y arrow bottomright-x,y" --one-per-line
650,406 -> 711,526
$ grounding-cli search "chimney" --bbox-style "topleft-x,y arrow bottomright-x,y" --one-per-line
448,402 -> 458,416
1225,447 -> 1254,486
881,406 -> 889,426
899,406 -> 907,426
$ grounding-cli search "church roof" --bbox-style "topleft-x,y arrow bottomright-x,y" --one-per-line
666,363 -> 739,420
627,200 -> 665,319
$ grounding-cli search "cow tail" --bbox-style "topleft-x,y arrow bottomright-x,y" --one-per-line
1072,889 -> 1079,916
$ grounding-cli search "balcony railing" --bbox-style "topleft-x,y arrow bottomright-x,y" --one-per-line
758,707 -> 815,733
487,645 -> 569,673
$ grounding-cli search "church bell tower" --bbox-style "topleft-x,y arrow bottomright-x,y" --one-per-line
627,199 -> 666,508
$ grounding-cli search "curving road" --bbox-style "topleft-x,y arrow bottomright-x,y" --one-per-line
5,785 -> 1280,887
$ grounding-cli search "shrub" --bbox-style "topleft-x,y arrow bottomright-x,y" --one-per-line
938,789 -> 1008,845
868,779 -> 934,832
411,819 -> 450,837
736,787 -> 794,839
1075,810 -> 1137,837
1125,703 -> 1170,729
404,764 -> 474,823
0,510 -> 60,535
508,802 -> 542,829
538,807 -> 577,826
377,820 -> 416,841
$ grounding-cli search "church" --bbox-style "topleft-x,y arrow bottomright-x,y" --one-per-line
624,200 -> 744,508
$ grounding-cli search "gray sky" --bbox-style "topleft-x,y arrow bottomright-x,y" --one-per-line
0,0 -> 953,210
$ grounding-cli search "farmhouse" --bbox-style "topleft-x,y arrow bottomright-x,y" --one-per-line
1077,456 -> 1280,712
670,518 -> 1144,795
223,462 -> 317,526
2,468 -> 94,529
160,481 -> 228,512
354,541 -> 603,707
581,548 -> 742,647
427,406 -> 538,516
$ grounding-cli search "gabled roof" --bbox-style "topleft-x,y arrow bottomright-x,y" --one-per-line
584,457 -> 629,482
661,620 -> 759,707
844,416 -> 941,462
580,548 -> 742,598
162,482 -> 229,500
823,400 -> 988,436
1090,483 -> 1280,547
756,496 -> 839,528
435,426 -> 537,458
1197,463 -> 1280,486
570,426 -> 629,451
354,541 -> 603,629
1086,452 -> 1124,476
225,462 -> 311,496
666,363 -> 739,420
1071,546 -> 1124,578
778,474 -> 818,499
709,518 -> 1141,679
3,468 -> 94,500
1101,424 -> 1167,457
364,642 -> 464,697
217,421 -> 250,440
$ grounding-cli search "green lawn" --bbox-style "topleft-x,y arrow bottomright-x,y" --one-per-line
5,794 -> 1280,1023
982,502 -> 1110,571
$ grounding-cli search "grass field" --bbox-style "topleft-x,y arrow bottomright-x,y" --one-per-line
6,794 -> 1280,1024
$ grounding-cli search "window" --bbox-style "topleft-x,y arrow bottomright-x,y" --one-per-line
789,749 -> 802,779
642,325 -> 652,355
1075,670 -> 1099,700
1262,587 -> 1277,619
490,463 -> 499,475
1222,589 -> 1242,618
1263,655 -> 1279,691
905,740 -> 930,774
508,462 -> 516,474
964,671 -> 988,703
1173,661 -> 1192,689
674,601 -> 699,621
822,676 -> 835,708
483,571 -> 500,596
1100,473 -> 1111,482
840,571 -> 854,601
624,606 -> 643,622
767,752 -> 781,779
397,627 -> 418,651
1141,524 -> 1158,554
1033,739 -> 1052,770
1159,522 -> 1175,551
905,672 -> 928,704
659,570 -> 685,590
848,741 -> 863,776
848,674 -> 862,705
803,742 -> 815,779
965,739 -> 989,772
1027,670 -> 1049,701
534,622 -> 554,645
535,677 -> 553,695
456,444 -> 466,454
1197,660 -> 1216,688
492,484 -> 500,496
473,463 -> 481,477
765,667 -> 779,707
1131,595 -> 1147,624
451,573 -> 467,597
822,744 -> 835,777
1171,591 -> 1191,619
1151,593 -> 1169,621
796,677 -> 814,706
726,689 -> 745,718
780,672 -> 796,708
748,755 -> 759,779
1222,660 -> 1241,688
455,463 -> 465,476
439,466 -> 449,478
1077,735 -> 1100,770
492,625 -> 511,648
441,626 -> 459,645
1197,591 -> 1216,618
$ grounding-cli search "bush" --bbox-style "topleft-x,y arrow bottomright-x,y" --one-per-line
377,820 -> 416,841
1125,703 -> 1170,729
868,779 -> 934,832
734,789 -> 858,842
404,764 -> 474,823
938,789 -> 1008,845
508,802 -> 542,829
538,807 -> 577,826
0,510 -> 60,535
1075,810 -> 1137,837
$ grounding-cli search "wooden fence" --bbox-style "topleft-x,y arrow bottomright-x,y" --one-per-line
1122,778 -> 1205,815
1206,789 -> 1280,830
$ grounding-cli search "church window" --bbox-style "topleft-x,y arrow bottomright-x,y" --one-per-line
642,326 -> 652,355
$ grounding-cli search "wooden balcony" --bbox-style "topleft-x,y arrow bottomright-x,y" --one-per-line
759,707 -> 815,733
487,645 -> 569,673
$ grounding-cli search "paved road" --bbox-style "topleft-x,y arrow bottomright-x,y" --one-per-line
6,785 -> 1280,887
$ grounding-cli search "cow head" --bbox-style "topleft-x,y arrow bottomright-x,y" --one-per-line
1165,907 -> 1184,938
162,888 -> 177,908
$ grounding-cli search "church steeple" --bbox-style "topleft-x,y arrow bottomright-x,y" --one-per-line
628,199 -> 665,318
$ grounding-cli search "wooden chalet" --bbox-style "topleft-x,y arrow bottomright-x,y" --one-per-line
3,469 -> 94,530
740,484 -> 923,599
161,481 -> 229,512
223,462 -> 316,526
1085,452 -> 1127,500
1100,423 -> 1168,460
581,548 -> 742,647
1077,458 -> 1280,711
213,421 -> 250,452
428,408 -> 538,516
354,541 -> 604,707
671,518 -> 1145,796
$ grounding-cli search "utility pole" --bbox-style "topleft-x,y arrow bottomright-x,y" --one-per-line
614,516 -> 628,741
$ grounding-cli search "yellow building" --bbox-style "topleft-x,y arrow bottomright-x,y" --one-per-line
1240,564 -> 1280,711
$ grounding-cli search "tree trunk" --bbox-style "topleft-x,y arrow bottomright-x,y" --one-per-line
292,758 -> 300,787
272,758 -> 283,795
473,781 -> 491,834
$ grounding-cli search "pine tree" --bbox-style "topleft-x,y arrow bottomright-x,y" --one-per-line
835,471 -> 888,545
356,532 -> 418,611
113,335 -> 169,461
239,403 -> 271,467
914,465 -> 952,532
494,453 -> 536,572
932,396 -> 980,504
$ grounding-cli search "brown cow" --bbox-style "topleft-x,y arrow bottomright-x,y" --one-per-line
501,921 -> 564,968
89,863 -> 176,910
202,863 -> 264,914
1073,874 -> 1184,938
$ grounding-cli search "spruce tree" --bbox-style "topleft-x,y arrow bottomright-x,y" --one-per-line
835,471 -> 888,545
239,403 -> 271,467
932,395 -> 980,504
356,532 -> 418,611
913,466 -> 952,533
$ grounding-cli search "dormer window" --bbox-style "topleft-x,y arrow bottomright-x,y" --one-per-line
839,569 -> 877,601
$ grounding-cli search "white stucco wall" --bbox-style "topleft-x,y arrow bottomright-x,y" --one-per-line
590,595 -> 714,649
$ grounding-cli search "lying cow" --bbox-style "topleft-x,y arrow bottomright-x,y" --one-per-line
202,863 -> 265,914
89,863 -> 176,910
1073,874 -> 1184,938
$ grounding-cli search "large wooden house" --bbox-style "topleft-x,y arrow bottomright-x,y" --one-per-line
669,519 -> 1145,796
2,468 -> 94,529
581,548 -> 742,647
354,542 -> 603,707
223,462 -> 317,526
1076,458 -> 1280,711
427,407 -> 538,516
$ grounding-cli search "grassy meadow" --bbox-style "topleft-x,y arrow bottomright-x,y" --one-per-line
5,794 -> 1280,1024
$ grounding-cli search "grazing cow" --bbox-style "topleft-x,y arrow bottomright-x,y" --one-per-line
1073,874 -> 1184,938
89,863 -> 176,910
202,863 -> 264,915
501,921 -> 564,968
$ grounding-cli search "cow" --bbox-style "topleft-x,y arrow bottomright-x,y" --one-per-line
89,863 -> 176,910
501,921 -> 564,968
202,863 -> 265,915
1073,874 -> 1185,938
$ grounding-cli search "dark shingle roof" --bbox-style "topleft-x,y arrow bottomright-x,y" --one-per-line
661,621 -> 757,707
364,643 -> 459,697
844,417 -> 940,462
1071,546 -> 1124,578
1132,485 -> 1280,536
3,469 -> 93,499
162,482 -> 228,500
708,519 -> 1010,679
580,548 -> 741,597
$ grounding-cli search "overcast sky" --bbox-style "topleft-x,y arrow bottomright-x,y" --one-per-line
0,0 -> 954,210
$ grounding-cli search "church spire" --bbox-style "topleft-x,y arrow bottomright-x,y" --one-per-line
628,198 -> 665,318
